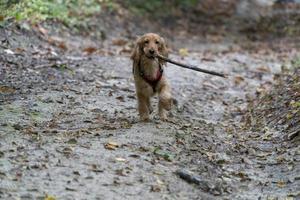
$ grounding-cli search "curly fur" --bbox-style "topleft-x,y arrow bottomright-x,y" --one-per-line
131,33 -> 172,121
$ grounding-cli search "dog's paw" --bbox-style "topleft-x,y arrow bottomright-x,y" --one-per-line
140,116 -> 150,122
159,98 -> 172,111
159,112 -> 168,121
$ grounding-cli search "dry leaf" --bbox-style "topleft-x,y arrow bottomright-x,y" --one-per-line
44,195 -> 56,200
179,48 -> 189,57
37,25 -> 48,36
234,75 -> 245,85
104,141 -> 119,150
112,38 -> 127,46
277,180 -> 286,188
83,47 -> 97,55
58,42 -> 67,50
150,185 -> 161,192
15,48 -> 25,53
4,49 -> 14,55
0,85 -> 16,94
256,66 -> 270,73
115,157 -> 126,162
116,96 -> 125,102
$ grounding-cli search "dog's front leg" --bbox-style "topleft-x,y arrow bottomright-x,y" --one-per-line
137,93 -> 150,121
158,84 -> 172,121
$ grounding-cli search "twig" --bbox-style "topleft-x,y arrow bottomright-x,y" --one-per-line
157,54 -> 227,78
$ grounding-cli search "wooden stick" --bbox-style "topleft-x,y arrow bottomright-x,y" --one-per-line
157,54 -> 227,78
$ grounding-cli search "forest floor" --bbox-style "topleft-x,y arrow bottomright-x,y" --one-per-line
0,9 -> 299,200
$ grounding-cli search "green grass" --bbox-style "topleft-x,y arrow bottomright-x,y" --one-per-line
0,0 -> 105,24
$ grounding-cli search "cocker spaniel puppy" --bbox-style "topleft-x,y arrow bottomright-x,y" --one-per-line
131,33 -> 172,121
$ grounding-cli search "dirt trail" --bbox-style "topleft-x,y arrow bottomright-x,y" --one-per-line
0,24 -> 299,200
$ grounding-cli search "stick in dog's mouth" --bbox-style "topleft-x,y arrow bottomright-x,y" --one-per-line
156,54 -> 228,78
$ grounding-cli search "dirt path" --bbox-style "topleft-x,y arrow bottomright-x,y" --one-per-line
0,24 -> 299,200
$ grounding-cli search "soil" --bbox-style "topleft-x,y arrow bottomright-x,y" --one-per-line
0,12 -> 299,200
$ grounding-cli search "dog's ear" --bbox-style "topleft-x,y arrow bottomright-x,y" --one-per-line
131,37 -> 143,65
159,36 -> 169,65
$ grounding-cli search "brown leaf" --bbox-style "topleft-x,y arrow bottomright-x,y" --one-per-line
58,42 -> 67,50
83,47 -> 97,55
150,185 -> 161,192
47,36 -> 68,50
256,66 -> 270,73
104,141 -> 119,150
234,75 -> 245,85
37,25 -> 48,36
15,48 -> 26,53
277,180 -> 286,188
116,96 -> 125,102
112,38 -> 128,46
0,86 -> 16,94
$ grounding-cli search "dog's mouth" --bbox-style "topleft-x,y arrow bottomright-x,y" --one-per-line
145,54 -> 156,59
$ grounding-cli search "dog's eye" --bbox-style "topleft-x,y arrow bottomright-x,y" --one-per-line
144,40 -> 149,44
155,40 -> 159,44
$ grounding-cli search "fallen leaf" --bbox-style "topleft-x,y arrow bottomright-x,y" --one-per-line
256,66 -> 270,73
115,157 -> 126,162
115,169 -> 127,176
67,138 -> 77,145
179,48 -> 189,57
112,38 -> 128,46
116,96 -> 125,102
90,164 -> 104,173
154,148 -> 174,162
83,47 -> 97,55
37,25 -> 48,36
234,75 -> 245,85
150,185 -> 161,192
58,42 -> 67,50
104,141 -> 119,150
4,49 -> 14,55
48,36 -> 68,50
277,180 -> 286,188
0,85 -> 16,94
15,48 -> 25,53
44,195 -> 56,200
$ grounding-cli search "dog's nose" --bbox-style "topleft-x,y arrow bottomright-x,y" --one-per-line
149,49 -> 155,54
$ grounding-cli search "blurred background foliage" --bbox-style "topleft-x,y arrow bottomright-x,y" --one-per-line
0,0 -> 103,23
121,0 -> 198,16
0,0 -> 300,36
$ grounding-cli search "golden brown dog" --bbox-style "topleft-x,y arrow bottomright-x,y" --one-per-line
131,33 -> 172,121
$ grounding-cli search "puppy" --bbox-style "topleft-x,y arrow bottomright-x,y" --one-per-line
131,33 -> 172,121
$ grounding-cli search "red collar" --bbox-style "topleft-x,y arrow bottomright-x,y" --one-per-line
138,61 -> 163,92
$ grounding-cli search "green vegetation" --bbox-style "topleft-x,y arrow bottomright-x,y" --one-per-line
0,0 -> 104,24
122,0 -> 198,17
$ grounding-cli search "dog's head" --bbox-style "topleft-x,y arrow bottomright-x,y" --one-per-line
131,33 -> 168,65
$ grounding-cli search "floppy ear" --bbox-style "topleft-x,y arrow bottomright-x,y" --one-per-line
131,37 -> 143,66
159,36 -> 169,65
